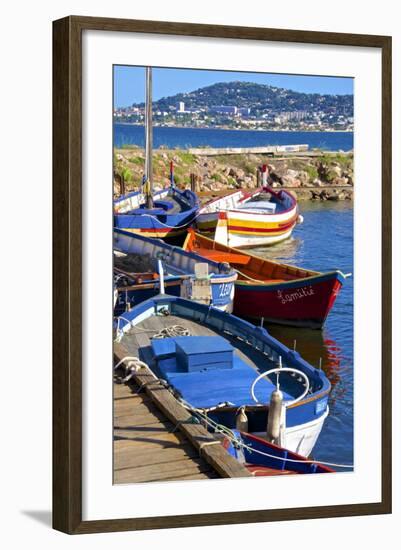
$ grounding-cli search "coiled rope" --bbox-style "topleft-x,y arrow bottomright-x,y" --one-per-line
152,325 -> 191,339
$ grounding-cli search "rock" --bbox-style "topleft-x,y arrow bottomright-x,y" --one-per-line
228,167 -> 245,179
211,182 -> 223,191
243,176 -> 256,188
297,170 -> 310,186
269,162 -> 288,182
332,176 -> 349,186
345,173 -> 354,185
327,192 -> 340,201
313,178 -> 324,187
281,175 -> 301,188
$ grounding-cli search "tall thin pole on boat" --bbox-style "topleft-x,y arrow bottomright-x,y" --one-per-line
144,66 -> 153,208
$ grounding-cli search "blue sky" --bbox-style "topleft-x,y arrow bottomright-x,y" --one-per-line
114,66 -> 353,108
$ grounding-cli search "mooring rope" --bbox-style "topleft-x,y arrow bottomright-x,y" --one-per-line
114,353 -> 354,470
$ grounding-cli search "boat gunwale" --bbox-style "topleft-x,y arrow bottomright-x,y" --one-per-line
199,187 -> 298,218
234,270 -> 346,288
183,230 -> 347,287
116,294 -> 332,411
114,228 -> 238,279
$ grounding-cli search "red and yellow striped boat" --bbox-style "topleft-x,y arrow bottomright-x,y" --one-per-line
196,183 -> 301,248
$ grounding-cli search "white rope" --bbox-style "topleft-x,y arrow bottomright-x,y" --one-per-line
114,354 -> 353,470
114,356 -> 149,382
152,325 -> 191,339
198,441 -> 221,453
177,397 -> 353,470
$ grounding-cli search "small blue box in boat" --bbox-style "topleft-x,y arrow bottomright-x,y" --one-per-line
151,338 -> 176,359
175,336 -> 233,372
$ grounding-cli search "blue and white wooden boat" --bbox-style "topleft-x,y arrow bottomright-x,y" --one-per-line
114,67 -> 199,241
114,184 -> 199,241
115,294 -> 331,457
114,229 -> 237,314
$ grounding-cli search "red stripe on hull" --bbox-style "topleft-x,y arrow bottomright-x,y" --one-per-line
234,278 -> 342,328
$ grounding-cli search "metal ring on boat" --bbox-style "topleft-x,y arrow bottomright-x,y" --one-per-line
250,367 -> 310,407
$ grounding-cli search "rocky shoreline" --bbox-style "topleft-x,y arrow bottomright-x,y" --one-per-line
114,148 -> 353,202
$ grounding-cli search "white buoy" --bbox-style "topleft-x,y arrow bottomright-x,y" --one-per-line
235,406 -> 248,432
266,388 -> 283,443
297,214 -> 304,224
157,259 -> 165,294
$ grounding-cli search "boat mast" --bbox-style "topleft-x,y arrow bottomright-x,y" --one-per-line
144,66 -> 153,208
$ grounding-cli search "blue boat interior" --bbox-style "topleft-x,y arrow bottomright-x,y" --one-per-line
151,335 -> 297,409
118,295 -> 330,434
119,188 -> 197,217
245,189 -> 295,214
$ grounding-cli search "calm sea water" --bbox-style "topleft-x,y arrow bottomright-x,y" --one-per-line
114,124 -> 353,151
253,202 -> 354,470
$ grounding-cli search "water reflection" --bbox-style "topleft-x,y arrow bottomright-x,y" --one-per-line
248,202 -> 353,467
266,324 -> 343,395
252,237 -> 303,263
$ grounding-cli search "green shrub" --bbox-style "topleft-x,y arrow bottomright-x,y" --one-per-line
304,164 -> 318,181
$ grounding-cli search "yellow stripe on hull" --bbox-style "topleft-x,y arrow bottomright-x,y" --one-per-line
120,227 -> 184,239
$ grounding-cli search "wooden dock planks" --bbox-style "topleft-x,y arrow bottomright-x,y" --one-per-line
114,378 -> 219,483
114,340 -> 251,483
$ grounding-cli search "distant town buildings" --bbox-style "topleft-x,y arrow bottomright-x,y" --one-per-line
210,105 -> 238,115
113,84 -> 353,131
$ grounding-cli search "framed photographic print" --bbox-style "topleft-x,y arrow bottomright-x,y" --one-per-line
53,16 -> 392,534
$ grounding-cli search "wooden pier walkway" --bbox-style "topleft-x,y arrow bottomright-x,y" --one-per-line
114,342 -> 251,484
114,380 -> 219,483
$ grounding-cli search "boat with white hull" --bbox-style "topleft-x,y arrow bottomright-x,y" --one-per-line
196,166 -> 301,248
115,294 -> 331,457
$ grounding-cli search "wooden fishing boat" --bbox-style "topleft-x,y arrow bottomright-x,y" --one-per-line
196,166 -> 300,248
114,67 -> 199,241
114,182 -> 199,241
223,431 -> 333,475
114,229 -> 237,314
115,294 -> 331,457
184,230 -> 348,329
